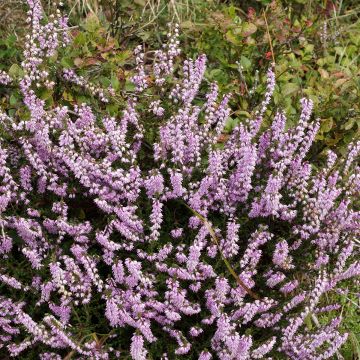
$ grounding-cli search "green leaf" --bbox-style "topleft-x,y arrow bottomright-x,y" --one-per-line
240,56 -> 251,70
321,118 -> 333,133
224,117 -> 238,133
241,22 -> 257,37
61,57 -> 74,68
106,104 -> 119,116
39,89 -> 53,100
208,69 -> 229,84
9,94 -> 18,106
62,91 -> 73,102
282,83 -> 299,97
74,32 -> 86,46
125,80 -> 136,92
83,14 -> 100,33
304,44 -> 314,54
111,76 -> 120,91
8,64 -> 24,78
235,110 -> 250,118
343,131 -> 355,144
225,30 -> 241,45
343,118 -> 356,131
304,314 -> 313,330
228,5 -> 236,18
114,50 -> 131,65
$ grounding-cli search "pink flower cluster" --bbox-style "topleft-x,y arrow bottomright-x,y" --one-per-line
0,1 -> 359,359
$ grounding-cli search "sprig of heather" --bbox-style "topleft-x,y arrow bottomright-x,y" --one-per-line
0,1 -> 358,359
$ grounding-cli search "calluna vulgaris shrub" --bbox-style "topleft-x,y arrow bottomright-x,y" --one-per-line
0,1 -> 359,359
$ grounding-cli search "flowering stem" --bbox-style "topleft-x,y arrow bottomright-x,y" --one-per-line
184,203 -> 261,300
311,313 -> 344,360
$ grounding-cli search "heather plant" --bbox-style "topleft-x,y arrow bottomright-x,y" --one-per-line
0,1 -> 359,359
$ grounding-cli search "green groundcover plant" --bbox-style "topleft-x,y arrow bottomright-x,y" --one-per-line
0,1 -> 359,359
